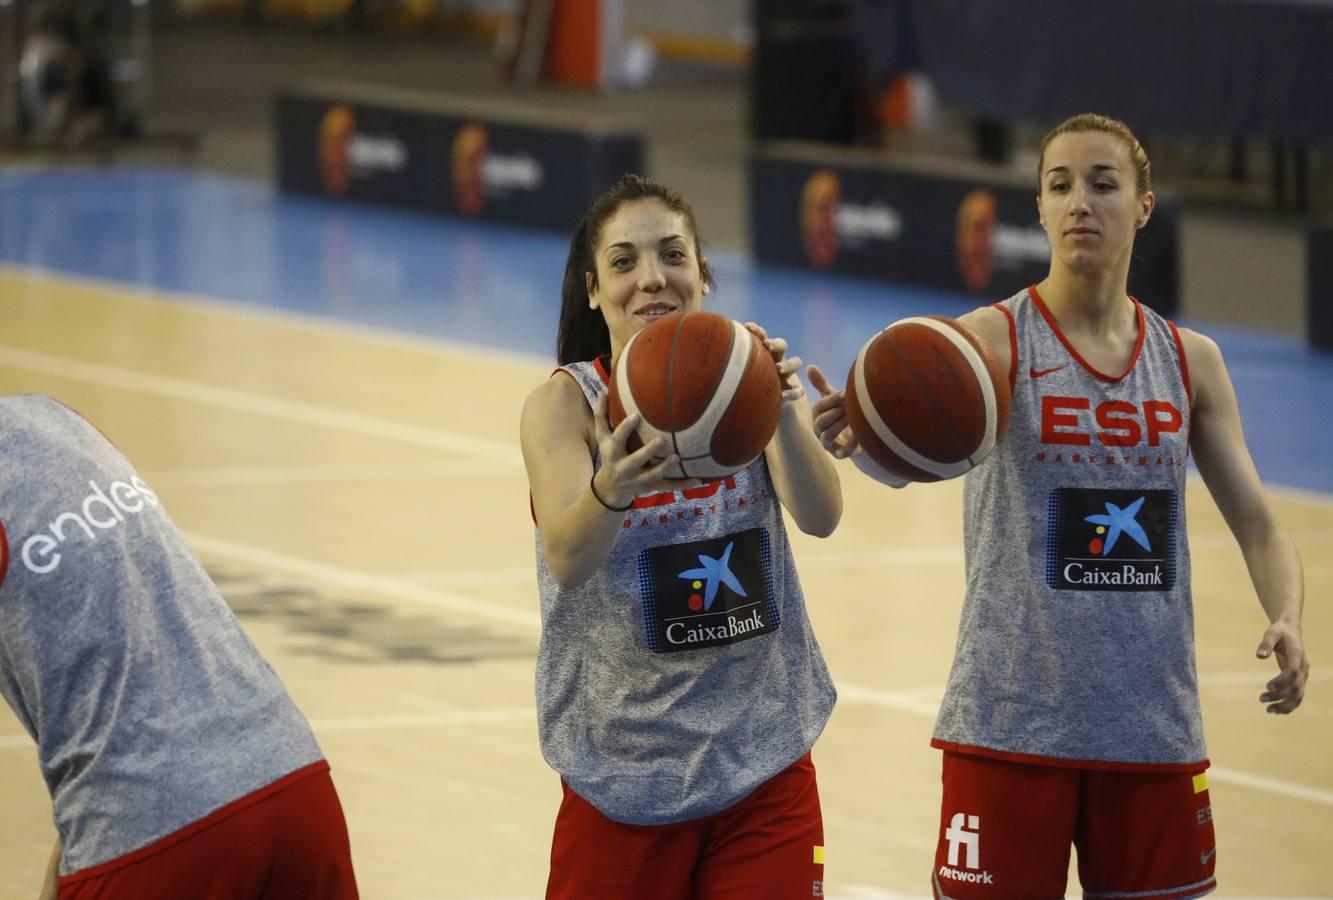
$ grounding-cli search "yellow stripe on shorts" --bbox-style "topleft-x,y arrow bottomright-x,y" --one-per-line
813,844 -> 825,865
1193,772 -> 1209,793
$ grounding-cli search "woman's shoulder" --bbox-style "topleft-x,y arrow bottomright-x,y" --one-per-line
522,370 -> 593,439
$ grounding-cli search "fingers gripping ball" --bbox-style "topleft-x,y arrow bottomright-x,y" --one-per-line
846,316 -> 1011,483
608,311 -> 783,479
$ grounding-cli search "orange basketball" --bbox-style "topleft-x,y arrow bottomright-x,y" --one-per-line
845,316 -> 1010,483
608,311 -> 782,479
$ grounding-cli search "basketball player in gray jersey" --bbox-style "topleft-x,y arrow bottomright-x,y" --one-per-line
521,174 -> 842,898
0,397 -> 357,898
810,114 -> 1308,899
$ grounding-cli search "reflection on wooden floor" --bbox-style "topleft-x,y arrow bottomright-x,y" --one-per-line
1,268 -> 1329,899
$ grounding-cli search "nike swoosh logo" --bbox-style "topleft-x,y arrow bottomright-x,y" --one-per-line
1029,365 -> 1066,378
1201,848 -> 1216,865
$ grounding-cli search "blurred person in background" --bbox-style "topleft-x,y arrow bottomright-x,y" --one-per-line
19,0 -> 117,148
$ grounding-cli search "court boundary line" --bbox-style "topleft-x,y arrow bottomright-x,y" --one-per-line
0,263 -> 554,369
0,263 -> 1329,505
0,343 -> 524,464
186,531 -> 1333,811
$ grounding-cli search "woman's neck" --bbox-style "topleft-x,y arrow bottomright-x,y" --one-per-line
1037,261 -> 1135,337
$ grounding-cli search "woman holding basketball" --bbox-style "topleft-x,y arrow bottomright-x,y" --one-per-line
810,113 -> 1308,899
520,173 -> 842,898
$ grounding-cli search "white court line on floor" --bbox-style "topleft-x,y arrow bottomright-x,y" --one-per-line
1197,670 -> 1333,688
309,708 -> 534,733
795,528 -> 1333,573
145,459 -> 516,488
0,262 -> 555,370
0,337 -> 1331,509
403,568 -> 540,589
185,531 -> 540,630
183,533 -> 1333,810
0,344 -> 522,465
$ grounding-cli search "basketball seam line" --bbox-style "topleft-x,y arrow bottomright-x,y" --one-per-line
883,331 -> 973,467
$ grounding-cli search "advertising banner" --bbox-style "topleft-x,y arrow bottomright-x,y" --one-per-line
1308,226 -> 1333,352
751,145 -> 1179,315
278,88 -> 643,232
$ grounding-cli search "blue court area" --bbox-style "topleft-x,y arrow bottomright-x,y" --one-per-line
2,165 -> 1331,493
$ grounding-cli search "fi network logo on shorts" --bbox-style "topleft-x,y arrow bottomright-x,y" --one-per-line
938,812 -> 994,886
637,528 -> 779,653
1045,487 -> 1178,591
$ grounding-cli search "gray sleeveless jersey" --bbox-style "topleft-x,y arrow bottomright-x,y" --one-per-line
934,288 -> 1205,767
0,396 -> 324,874
535,360 -> 836,825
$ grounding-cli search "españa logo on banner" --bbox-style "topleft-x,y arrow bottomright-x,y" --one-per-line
317,104 -> 408,196
318,105 -> 356,195
451,124 -> 488,216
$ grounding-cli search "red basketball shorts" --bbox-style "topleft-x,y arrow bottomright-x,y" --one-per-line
59,762 -> 358,900
548,752 -> 825,899
931,751 -> 1216,900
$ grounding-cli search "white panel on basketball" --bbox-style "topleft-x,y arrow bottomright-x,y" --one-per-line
854,317 -> 997,479
672,318 -> 751,478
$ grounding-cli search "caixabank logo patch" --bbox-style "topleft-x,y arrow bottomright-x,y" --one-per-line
1045,488 -> 1178,591
638,528 -> 779,653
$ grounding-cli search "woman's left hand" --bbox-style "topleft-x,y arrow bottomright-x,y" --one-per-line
1257,620 -> 1309,714
744,322 -> 805,403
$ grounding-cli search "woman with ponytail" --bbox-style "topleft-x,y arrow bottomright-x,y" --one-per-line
521,174 -> 842,898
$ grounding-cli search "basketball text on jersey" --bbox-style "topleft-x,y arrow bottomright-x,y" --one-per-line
6,477 -> 159,577
1045,488 -> 1179,591
621,476 -> 774,530
637,529 -> 779,653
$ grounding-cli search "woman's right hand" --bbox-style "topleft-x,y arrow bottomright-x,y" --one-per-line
807,364 -> 860,459
590,393 -> 688,508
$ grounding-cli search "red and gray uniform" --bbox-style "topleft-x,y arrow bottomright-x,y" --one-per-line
535,358 -> 836,826
0,396 -> 326,877
933,286 -> 1203,770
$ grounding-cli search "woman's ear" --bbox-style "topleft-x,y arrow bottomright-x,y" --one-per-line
1137,191 -> 1156,230
586,271 -> 598,309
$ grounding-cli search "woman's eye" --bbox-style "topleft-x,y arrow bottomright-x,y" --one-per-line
611,257 -> 633,270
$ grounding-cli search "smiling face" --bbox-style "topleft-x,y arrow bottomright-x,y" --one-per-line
588,198 -> 709,359
1038,130 -> 1155,276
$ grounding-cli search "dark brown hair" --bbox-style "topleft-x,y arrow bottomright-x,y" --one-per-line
556,174 -> 713,365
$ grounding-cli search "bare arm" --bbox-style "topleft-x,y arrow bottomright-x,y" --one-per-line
38,838 -> 59,900
520,374 -> 682,588
956,305 -> 1013,382
1182,328 -> 1308,714
746,324 -> 842,537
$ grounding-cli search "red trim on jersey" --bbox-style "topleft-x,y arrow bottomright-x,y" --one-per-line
1167,319 -> 1193,406
989,302 -> 1019,393
1027,285 -> 1146,384
593,354 -> 612,385
931,738 -> 1209,774
0,520 -> 8,589
59,760 -> 331,885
